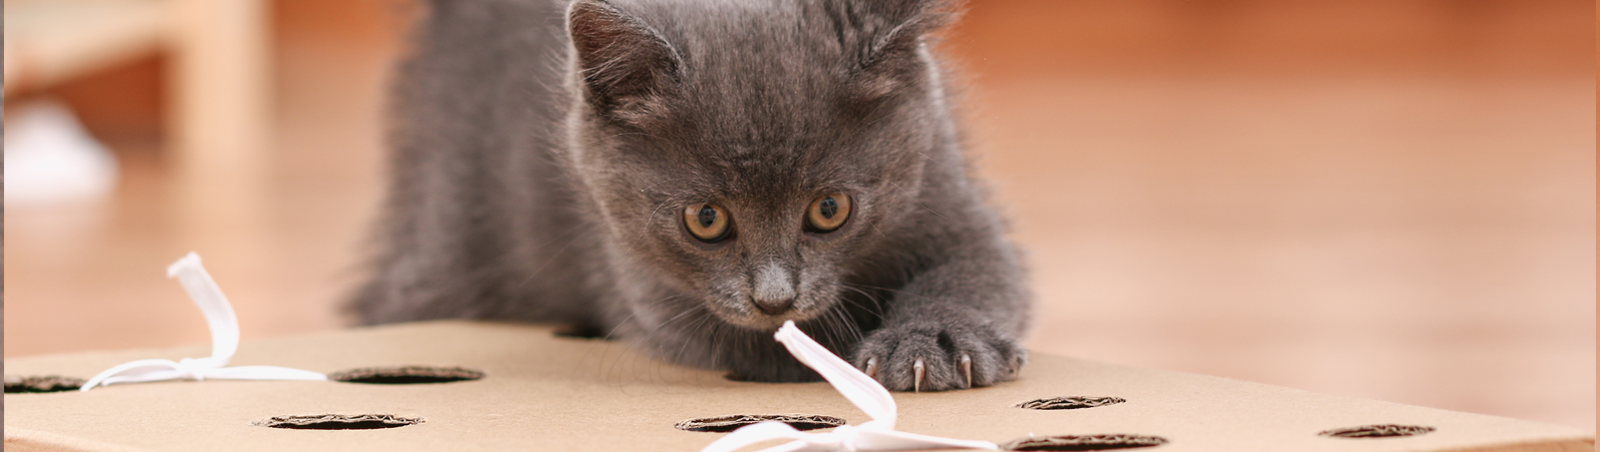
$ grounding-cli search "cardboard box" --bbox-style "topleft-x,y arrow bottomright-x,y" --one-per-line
5,321 -> 1592,451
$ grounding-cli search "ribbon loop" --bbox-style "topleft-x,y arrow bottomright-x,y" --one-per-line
773,323 -> 897,427
80,253 -> 327,391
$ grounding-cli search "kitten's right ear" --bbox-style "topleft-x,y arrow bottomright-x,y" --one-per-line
568,0 -> 683,124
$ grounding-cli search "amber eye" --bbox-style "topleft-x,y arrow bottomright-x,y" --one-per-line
805,193 -> 852,232
684,204 -> 731,242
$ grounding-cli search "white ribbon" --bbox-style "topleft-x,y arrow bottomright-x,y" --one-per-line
700,321 -> 998,452
80,253 -> 327,391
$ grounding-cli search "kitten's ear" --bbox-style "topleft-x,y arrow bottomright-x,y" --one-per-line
568,0 -> 682,123
852,0 -> 959,98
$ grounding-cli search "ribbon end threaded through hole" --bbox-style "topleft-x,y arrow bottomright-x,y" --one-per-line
1319,425 -> 1435,438
5,375 -> 86,393
1002,434 -> 1169,451
327,366 -> 484,384
1016,396 -> 1127,410
675,414 -> 847,433
254,414 -> 422,430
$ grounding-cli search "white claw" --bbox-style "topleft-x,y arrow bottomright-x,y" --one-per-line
912,359 -> 925,393
960,354 -> 973,389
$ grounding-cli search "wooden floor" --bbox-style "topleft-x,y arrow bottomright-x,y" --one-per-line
5,0 -> 1593,431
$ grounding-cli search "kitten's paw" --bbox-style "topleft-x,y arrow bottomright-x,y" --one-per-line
852,323 -> 1026,392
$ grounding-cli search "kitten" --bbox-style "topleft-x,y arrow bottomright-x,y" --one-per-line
352,0 -> 1031,392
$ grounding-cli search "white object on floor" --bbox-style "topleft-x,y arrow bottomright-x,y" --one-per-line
700,321 -> 998,452
4,100 -> 120,206
80,253 -> 328,391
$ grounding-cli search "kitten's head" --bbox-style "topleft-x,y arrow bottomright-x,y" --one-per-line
565,0 -> 958,330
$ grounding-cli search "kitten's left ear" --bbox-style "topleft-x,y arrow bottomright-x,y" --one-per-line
568,0 -> 683,124
858,0 -> 958,67
852,0 -> 960,98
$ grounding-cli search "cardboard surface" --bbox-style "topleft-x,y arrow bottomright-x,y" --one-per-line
4,321 -> 1592,452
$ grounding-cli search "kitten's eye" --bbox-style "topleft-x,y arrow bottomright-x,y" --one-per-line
684,204 -> 731,242
805,193 -> 852,233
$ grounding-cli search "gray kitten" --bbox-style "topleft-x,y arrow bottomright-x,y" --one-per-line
352,0 -> 1030,392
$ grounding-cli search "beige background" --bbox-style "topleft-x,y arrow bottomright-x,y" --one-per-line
5,0 -> 1594,432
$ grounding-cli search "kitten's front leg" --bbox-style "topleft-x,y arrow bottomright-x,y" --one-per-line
851,243 -> 1030,392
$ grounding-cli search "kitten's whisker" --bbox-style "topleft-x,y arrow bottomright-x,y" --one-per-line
635,196 -> 677,239
812,309 -> 843,353
602,292 -> 689,342
837,284 -> 889,322
831,302 -> 865,344
846,282 -> 931,302
819,306 -> 861,352
655,298 -> 702,327
515,236 -> 579,291
599,293 -> 687,384
665,308 -> 717,368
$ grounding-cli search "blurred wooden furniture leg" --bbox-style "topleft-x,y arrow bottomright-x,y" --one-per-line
166,0 -> 275,289
168,0 -> 270,184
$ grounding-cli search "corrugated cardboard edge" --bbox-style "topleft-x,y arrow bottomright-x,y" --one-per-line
5,428 -> 151,452
1443,437 -> 1595,452
4,427 -> 1589,452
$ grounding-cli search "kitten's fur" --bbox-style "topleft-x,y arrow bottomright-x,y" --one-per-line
352,0 -> 1030,391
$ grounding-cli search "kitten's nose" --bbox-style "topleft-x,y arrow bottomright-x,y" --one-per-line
751,263 -> 796,315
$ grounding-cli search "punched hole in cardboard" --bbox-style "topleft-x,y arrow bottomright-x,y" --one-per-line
1016,396 -> 1126,410
1319,424 -> 1435,439
674,414 -> 847,433
327,366 -> 484,384
553,324 -> 611,340
4,375 -> 86,393
254,414 -> 423,430
1001,434 -> 1168,451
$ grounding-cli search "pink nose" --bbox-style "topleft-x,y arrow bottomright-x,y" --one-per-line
753,297 -> 794,315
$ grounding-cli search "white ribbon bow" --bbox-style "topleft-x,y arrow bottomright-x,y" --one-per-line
700,321 -> 998,452
79,253 -> 327,391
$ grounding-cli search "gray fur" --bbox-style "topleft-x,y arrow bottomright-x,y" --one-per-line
352,0 -> 1030,391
